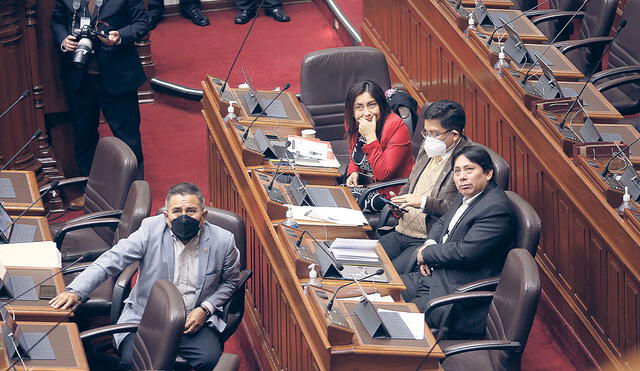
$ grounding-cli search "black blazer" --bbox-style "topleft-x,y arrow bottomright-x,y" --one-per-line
420,182 -> 516,330
51,0 -> 149,95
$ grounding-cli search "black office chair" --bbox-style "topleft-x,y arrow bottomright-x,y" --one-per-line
424,249 -> 541,371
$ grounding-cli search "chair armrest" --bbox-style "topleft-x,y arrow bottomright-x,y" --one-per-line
221,269 -> 253,322
455,277 -> 500,293
62,263 -> 94,275
596,74 -> 640,93
592,65 -> 640,84
424,291 -> 494,317
111,262 -> 140,324
39,177 -> 89,194
441,339 -> 523,357
66,210 -> 124,223
55,218 -> 121,250
526,9 -> 560,18
554,37 -> 612,54
357,178 -> 409,208
80,323 -> 139,341
531,11 -> 583,26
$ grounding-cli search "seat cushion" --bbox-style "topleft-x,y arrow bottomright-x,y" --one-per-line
60,228 -> 111,261
441,348 -> 494,371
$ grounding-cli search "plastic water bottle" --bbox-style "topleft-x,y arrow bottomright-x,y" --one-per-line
303,263 -> 322,294
282,207 -> 298,228
617,186 -> 636,215
493,46 -> 509,78
223,102 -> 239,123
464,16 -> 477,38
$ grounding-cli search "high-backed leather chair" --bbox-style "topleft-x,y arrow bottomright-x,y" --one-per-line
511,0 -> 536,11
525,0 -> 577,41
43,136 -> 138,248
80,280 -> 186,371
299,46 -> 391,141
424,249 -> 541,371
541,0 -> 619,75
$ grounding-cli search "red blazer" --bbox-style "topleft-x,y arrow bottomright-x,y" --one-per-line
347,113 -> 414,198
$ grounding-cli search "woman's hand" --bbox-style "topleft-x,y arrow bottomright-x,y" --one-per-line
346,172 -> 360,187
357,116 -> 377,144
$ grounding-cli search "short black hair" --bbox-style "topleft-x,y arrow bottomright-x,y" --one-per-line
165,183 -> 205,209
423,100 -> 465,133
451,145 -> 495,178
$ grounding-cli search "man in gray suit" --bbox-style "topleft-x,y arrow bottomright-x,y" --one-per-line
380,100 -> 471,274
50,183 -> 240,371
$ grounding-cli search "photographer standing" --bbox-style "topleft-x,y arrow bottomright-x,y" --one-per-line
52,0 -> 149,181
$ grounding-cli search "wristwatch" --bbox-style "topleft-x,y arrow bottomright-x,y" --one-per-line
199,304 -> 212,318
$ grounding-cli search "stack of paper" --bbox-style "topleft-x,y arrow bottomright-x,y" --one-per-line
288,205 -> 368,226
330,238 -> 379,263
0,241 -> 61,268
287,136 -> 341,168
337,293 -> 394,303
330,238 -> 378,249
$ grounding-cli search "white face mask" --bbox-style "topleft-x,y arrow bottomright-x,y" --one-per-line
423,136 -> 448,157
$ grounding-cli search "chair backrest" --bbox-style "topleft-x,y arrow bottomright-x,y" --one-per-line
568,0 -> 618,74
512,0 -> 536,11
481,145 -> 510,190
485,249 -> 540,370
220,269 -> 252,343
85,137 -> 138,244
505,191 -> 541,257
204,207 -> 246,269
536,0 -> 577,41
601,1 -> 640,115
300,46 -> 391,141
113,180 -> 152,244
411,103 -> 429,158
132,280 -> 185,371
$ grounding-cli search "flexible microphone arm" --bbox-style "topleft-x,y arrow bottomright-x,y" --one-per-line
521,0 -> 589,85
220,0 -> 266,93
295,230 -> 344,272
266,161 -> 284,191
601,135 -> 640,178
558,19 -> 628,129
486,0 -> 552,46
0,129 -> 42,172
0,180 -> 59,237
240,83 -> 291,142
0,90 -> 30,120
325,268 -> 385,311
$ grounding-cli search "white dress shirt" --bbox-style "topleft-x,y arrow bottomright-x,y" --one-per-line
441,191 -> 482,243
172,232 -> 214,316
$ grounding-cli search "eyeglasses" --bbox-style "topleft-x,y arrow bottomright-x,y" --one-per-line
421,129 -> 452,138
354,101 -> 379,112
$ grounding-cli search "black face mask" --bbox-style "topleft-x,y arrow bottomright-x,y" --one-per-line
170,214 -> 201,241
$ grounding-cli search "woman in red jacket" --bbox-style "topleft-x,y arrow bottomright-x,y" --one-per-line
344,80 -> 414,212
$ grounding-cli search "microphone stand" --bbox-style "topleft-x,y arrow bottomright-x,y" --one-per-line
0,90 -> 30,120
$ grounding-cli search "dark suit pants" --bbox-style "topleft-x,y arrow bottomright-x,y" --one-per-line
401,271 -> 448,330
118,326 -> 222,371
379,230 -> 425,274
65,74 -> 144,178
236,0 -> 283,11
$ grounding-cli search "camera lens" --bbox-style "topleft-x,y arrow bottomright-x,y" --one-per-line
72,38 -> 93,69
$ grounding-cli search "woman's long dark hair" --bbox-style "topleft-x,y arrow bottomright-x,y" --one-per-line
344,80 -> 390,146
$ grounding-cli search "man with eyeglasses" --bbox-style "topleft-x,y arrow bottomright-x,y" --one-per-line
379,100 -> 471,274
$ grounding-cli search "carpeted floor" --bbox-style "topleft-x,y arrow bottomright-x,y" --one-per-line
96,1 -> 580,370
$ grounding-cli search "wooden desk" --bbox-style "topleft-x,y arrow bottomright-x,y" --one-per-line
9,217 -> 52,243
1,267 -> 71,322
363,0 -> 640,367
0,171 -> 45,216
504,43 -> 584,81
0,321 -> 89,370
465,8 -> 547,43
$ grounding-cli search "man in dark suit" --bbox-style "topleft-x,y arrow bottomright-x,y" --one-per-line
401,145 -> 516,329
234,0 -> 290,24
51,0 -> 149,179
380,100 -> 471,274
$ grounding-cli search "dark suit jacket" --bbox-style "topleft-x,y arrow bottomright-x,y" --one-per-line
420,182 -> 516,330
51,0 -> 149,95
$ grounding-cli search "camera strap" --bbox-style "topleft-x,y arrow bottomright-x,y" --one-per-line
71,0 -> 81,31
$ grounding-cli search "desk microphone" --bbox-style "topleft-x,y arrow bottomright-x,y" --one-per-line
295,230 -> 344,272
0,180 -> 59,238
0,253 -> 89,310
240,83 -> 291,142
220,0 -> 266,93
486,0 -> 552,46
325,268 -> 385,311
557,19 -> 628,130
0,129 -> 42,172
520,0 -> 589,85
601,136 -> 640,178
266,161 -> 285,192
0,90 -> 30,120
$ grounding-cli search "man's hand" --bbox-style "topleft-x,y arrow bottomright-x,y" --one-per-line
357,117 -> 377,144
391,193 -> 423,209
49,292 -> 80,310
416,244 -> 427,265
346,172 -> 360,188
62,35 -> 78,52
97,30 -> 120,46
184,307 -> 207,335
419,264 -> 431,276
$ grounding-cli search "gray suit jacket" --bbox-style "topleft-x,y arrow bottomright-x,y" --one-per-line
68,214 -> 241,346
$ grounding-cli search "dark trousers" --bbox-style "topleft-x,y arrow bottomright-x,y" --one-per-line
118,326 -> 222,371
65,74 -> 144,179
379,230 -> 425,274
235,0 -> 283,11
146,0 -> 200,15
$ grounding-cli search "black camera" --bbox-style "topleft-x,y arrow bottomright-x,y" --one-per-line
71,25 -> 100,69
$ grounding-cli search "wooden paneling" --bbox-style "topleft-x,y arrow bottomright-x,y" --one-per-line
363,0 -> 640,367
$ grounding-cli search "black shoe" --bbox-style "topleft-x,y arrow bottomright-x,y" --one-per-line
265,7 -> 290,22
234,9 -> 256,24
184,8 -> 210,26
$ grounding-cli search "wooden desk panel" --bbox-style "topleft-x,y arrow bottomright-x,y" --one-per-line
11,217 -> 52,242
0,171 -> 45,216
363,0 -> 640,368
465,8 -> 547,43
